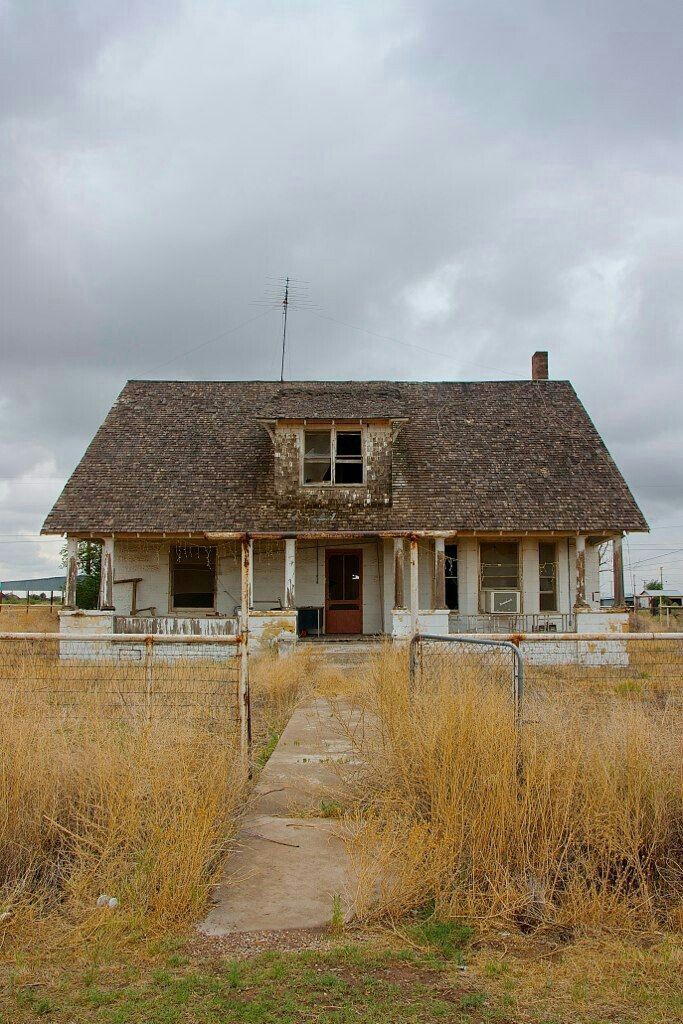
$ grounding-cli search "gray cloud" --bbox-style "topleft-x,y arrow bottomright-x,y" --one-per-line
1,0 -> 682,590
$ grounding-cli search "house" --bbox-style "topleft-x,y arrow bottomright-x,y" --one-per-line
42,352 -> 648,645
637,588 -> 683,613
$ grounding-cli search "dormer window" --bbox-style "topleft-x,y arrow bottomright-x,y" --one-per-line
303,427 -> 364,485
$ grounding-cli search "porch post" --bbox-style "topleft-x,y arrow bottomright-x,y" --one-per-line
433,538 -> 446,609
613,534 -> 625,607
65,536 -> 78,608
393,537 -> 405,608
284,537 -> 296,609
574,535 -> 588,609
98,536 -> 114,610
409,537 -> 419,635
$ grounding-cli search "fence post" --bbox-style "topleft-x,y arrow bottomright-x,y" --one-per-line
239,537 -> 252,765
409,634 -> 419,693
145,636 -> 153,723
511,642 -> 524,786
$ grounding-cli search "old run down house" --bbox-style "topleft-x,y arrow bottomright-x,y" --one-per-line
43,352 -> 647,649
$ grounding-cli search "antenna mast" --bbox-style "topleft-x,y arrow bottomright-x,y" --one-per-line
279,276 -> 290,382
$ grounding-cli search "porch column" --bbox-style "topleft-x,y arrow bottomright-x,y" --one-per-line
98,536 -> 114,610
241,537 -> 253,622
64,536 -> 78,608
393,537 -> 405,608
574,535 -> 588,609
433,538 -> 447,609
284,537 -> 296,609
409,537 -> 419,635
613,534 -> 625,607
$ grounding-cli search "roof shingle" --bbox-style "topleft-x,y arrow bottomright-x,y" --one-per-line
42,379 -> 648,535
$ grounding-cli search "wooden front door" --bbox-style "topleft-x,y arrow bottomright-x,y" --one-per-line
325,549 -> 363,634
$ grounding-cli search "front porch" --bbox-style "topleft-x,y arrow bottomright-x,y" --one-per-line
59,532 -> 628,645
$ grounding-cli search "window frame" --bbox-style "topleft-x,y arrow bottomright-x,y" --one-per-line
170,544 -> 217,613
539,541 -> 558,613
479,541 -> 521,597
301,425 -> 365,487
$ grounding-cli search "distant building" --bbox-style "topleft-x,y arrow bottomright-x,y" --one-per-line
637,588 -> 683,612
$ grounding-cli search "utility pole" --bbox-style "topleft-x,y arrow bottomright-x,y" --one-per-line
279,276 -> 290,382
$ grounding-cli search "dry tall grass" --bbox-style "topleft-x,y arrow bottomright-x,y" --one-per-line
0,651 -> 253,955
347,648 -> 683,934
0,604 -> 60,633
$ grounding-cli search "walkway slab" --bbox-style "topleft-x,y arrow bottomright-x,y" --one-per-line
199,698 -> 358,936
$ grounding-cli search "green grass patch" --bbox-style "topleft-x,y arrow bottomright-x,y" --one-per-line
254,730 -> 280,769
1,944 -> 470,1023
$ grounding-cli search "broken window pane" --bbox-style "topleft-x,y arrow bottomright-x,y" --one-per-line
445,543 -> 458,610
303,429 -> 332,483
480,542 -> 519,590
172,545 -> 216,609
304,430 -> 331,458
302,427 -> 364,485
539,542 -> 558,611
303,460 -> 332,483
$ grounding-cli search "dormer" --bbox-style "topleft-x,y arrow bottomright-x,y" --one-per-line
258,417 -> 407,508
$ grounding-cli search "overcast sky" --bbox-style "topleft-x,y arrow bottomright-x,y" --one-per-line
2,0 -> 682,593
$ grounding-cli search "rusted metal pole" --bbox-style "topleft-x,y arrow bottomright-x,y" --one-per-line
410,537 -> 419,636
284,537 -> 296,609
239,537 -> 252,764
65,537 -> 78,608
612,535 -> 625,608
145,636 -> 153,723
99,536 -> 114,610
393,537 -> 405,608
434,537 -> 446,609
574,535 -> 588,609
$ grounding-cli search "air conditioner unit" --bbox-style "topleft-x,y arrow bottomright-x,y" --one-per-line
483,590 -> 520,613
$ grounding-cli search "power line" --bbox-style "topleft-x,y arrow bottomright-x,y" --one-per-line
149,308 -> 276,372
299,308 -> 519,377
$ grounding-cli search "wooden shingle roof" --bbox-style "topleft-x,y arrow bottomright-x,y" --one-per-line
42,379 -> 648,535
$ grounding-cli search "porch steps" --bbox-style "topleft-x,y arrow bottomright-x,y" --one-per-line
296,638 -> 385,671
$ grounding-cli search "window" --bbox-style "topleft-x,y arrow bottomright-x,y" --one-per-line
445,543 -> 458,609
480,542 -> 519,590
172,545 -> 216,609
303,428 -> 363,485
539,542 -> 558,611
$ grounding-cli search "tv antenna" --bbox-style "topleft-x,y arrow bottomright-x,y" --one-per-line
280,276 -> 289,382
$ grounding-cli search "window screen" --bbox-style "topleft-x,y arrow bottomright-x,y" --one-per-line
480,542 -> 519,590
445,543 -> 458,610
539,542 -> 558,611
172,545 -> 216,609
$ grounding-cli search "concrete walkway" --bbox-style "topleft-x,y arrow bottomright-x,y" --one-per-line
199,698 -> 360,935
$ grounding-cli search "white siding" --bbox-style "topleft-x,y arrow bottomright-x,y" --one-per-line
113,539 -> 171,616
457,538 -> 479,614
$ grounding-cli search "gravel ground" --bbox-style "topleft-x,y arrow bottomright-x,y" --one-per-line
192,925 -> 339,959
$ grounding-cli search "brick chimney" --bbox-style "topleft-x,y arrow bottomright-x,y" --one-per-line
532,350 -> 548,380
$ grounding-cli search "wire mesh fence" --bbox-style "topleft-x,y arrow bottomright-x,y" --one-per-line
409,632 -> 683,714
0,632 -> 244,737
410,633 -> 523,723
